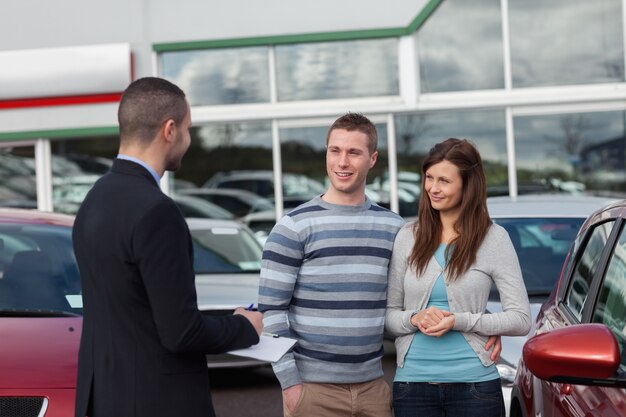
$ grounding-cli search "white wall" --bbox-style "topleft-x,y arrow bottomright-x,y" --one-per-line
1,0 -> 428,51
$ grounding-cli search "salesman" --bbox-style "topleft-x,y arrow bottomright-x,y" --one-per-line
73,77 -> 263,417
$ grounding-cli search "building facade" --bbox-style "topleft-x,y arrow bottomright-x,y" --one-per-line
1,0 -> 625,218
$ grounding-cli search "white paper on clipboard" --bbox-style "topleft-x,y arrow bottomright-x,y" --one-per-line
228,334 -> 297,363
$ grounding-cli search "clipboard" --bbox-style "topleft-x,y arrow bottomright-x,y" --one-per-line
228,333 -> 297,363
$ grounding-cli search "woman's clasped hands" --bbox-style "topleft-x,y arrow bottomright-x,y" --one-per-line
410,306 -> 455,337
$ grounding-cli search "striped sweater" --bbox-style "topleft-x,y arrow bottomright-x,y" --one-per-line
258,195 -> 405,389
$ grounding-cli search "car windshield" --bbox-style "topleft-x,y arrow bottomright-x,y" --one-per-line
490,217 -> 585,298
0,223 -> 82,315
191,226 -> 262,273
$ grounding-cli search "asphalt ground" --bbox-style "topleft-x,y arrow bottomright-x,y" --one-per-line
209,340 -> 397,417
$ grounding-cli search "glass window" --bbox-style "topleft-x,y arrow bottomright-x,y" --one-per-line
173,121 -> 275,207
565,220 -> 615,320
593,223 -> 626,368
160,47 -> 270,105
492,217 -> 585,297
278,122 -> 392,212
509,0 -> 624,87
394,109 -> 508,198
0,223 -> 81,315
275,39 -> 399,101
190,225 -> 262,274
51,136 -> 118,214
416,0 -> 504,93
514,111 -> 626,195
0,145 -> 37,209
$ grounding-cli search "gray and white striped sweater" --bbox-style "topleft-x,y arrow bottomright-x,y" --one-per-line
258,195 -> 405,389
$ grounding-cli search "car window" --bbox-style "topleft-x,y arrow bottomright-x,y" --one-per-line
493,218 -> 584,296
564,220 -> 615,321
191,226 -> 262,273
592,222 -> 626,371
0,224 -> 81,314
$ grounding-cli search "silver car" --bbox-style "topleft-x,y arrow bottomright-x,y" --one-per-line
486,194 -> 618,416
186,218 -> 265,368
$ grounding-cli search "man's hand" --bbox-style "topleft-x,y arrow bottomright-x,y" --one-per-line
283,384 -> 303,413
485,335 -> 502,362
233,308 -> 263,335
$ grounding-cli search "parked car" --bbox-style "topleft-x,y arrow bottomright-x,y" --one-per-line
0,210 -> 266,417
510,199 -> 626,417
485,194 -> 617,416
0,209 -> 81,417
186,217 -> 266,367
203,170 -> 325,209
173,194 -> 234,220
178,187 -> 275,218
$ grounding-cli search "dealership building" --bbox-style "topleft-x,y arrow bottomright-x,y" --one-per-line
1,0 -> 625,217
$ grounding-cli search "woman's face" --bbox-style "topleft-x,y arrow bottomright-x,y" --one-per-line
424,160 -> 463,216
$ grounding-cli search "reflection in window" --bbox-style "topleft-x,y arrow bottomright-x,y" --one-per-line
0,146 -> 37,209
416,0 -> 504,93
394,109 -> 508,196
51,136 -> 118,214
493,218 -> 585,296
593,223 -> 626,365
173,121 -> 274,198
278,123 -> 397,213
276,39 -> 399,101
0,224 -> 81,314
514,111 -> 626,194
161,47 -> 270,105
190,226 -> 262,274
509,0 -> 624,87
565,220 -> 614,320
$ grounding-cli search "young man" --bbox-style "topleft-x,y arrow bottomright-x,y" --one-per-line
258,113 -> 405,417
73,77 -> 262,417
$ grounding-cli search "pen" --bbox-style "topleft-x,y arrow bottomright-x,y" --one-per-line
246,303 -> 254,311
262,332 -> 280,338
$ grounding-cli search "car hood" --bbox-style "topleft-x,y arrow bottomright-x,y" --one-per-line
195,272 -> 260,311
0,317 -> 81,388
486,301 -> 543,367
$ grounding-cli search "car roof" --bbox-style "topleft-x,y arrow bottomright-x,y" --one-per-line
185,217 -> 246,230
487,194 -> 619,218
182,187 -> 269,200
0,208 -> 74,227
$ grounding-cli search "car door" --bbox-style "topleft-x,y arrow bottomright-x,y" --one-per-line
532,219 -> 619,417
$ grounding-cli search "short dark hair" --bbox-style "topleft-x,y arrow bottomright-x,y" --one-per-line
326,112 -> 378,153
118,77 -> 188,144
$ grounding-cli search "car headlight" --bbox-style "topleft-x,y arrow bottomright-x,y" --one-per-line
496,363 -> 517,387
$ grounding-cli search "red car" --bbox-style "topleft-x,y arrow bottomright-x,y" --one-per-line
510,200 -> 626,417
0,209 -> 81,417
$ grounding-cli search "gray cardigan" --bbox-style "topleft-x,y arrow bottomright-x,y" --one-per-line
385,222 -> 531,368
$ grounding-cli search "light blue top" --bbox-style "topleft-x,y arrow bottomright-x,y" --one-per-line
394,244 -> 500,382
116,154 -> 161,185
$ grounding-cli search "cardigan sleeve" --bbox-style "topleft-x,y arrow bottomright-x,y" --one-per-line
385,224 -> 420,337
452,226 -> 531,337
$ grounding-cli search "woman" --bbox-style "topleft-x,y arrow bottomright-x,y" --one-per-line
386,138 -> 530,417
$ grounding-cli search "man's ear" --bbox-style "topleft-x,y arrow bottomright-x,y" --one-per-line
369,150 -> 378,168
162,119 -> 176,143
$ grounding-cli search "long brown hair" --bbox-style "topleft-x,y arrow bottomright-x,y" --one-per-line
409,138 -> 491,281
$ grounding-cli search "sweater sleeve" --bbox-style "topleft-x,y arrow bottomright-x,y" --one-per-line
452,226 -> 531,337
257,216 -> 304,389
385,224 -> 420,337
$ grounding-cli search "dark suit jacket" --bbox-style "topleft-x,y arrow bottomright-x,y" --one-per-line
73,159 -> 259,417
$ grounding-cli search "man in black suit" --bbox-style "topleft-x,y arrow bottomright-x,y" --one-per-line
73,77 -> 263,417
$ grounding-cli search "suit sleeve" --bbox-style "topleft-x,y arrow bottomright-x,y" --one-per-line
132,200 -> 259,353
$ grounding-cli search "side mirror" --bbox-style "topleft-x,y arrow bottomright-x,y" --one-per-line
523,324 -> 625,387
